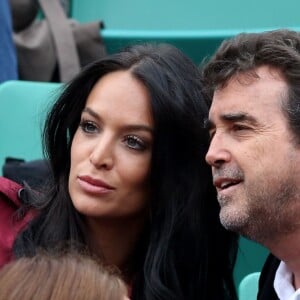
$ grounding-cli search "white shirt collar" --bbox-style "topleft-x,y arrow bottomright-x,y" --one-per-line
274,261 -> 300,300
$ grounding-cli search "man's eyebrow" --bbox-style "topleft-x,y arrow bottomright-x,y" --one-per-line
220,112 -> 258,124
204,112 -> 258,131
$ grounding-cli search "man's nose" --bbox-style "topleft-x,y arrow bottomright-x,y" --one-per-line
205,134 -> 231,168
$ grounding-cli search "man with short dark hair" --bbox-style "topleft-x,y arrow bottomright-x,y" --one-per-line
203,29 -> 300,299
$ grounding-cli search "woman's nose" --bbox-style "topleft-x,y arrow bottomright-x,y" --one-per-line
89,135 -> 114,170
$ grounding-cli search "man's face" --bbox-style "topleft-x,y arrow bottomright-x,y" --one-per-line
205,66 -> 300,243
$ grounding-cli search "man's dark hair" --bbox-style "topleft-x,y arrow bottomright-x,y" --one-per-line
202,29 -> 300,141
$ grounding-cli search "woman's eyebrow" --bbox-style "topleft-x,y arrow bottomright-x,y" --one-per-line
82,107 -> 100,120
82,107 -> 153,133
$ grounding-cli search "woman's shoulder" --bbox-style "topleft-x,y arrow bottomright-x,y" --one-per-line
0,176 -> 34,268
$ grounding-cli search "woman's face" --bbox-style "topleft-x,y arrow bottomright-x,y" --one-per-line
68,70 -> 153,220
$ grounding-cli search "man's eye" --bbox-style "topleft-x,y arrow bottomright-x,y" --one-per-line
232,124 -> 250,131
124,135 -> 146,151
79,120 -> 98,134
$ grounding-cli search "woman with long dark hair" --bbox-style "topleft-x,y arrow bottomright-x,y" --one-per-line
2,44 -> 237,299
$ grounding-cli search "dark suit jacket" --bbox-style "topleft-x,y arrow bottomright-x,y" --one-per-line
257,254 -> 280,300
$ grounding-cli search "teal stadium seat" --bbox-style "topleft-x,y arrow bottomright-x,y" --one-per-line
71,0 -> 300,65
0,80 -> 62,174
238,272 -> 260,300
234,237 -> 268,289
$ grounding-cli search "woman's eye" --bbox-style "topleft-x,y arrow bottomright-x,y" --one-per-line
79,120 -> 98,134
124,135 -> 147,151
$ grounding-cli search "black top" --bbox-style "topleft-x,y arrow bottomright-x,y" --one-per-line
257,254 -> 280,300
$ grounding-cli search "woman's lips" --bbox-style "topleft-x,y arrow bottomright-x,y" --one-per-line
77,175 -> 115,195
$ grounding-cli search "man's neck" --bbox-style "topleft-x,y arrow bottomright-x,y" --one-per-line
266,230 -> 300,290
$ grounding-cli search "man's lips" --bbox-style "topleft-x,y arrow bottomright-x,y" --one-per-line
77,175 -> 115,194
213,177 -> 243,191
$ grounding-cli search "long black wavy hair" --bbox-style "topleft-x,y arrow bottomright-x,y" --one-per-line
14,44 -> 238,299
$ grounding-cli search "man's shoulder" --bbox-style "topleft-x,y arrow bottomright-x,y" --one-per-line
257,253 -> 280,300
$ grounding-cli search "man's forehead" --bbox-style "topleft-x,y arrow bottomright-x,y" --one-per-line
211,67 -> 287,108
219,65 -> 284,87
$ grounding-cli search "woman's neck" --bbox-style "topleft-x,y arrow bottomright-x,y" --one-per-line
84,216 -> 146,277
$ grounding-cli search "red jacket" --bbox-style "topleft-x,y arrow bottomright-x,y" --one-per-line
0,176 -> 35,268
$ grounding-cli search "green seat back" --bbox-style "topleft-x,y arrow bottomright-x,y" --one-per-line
238,272 -> 260,300
0,80 -> 62,174
71,0 -> 300,64
234,237 -> 268,288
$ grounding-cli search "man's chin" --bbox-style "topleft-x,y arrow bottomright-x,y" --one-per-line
219,208 -> 248,233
